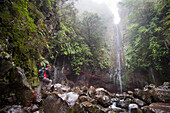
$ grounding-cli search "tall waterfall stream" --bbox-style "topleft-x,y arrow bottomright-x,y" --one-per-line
115,25 -> 123,93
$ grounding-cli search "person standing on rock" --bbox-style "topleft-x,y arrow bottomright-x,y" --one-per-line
37,63 -> 52,94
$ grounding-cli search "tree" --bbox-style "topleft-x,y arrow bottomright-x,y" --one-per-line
121,0 -> 170,77
78,11 -> 110,70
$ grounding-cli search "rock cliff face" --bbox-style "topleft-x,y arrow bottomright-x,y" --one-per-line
0,52 -> 35,107
62,68 -> 115,92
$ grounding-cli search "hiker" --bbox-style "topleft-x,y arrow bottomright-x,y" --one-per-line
37,64 -> 52,94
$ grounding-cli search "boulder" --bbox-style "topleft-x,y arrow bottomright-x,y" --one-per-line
160,82 -> 170,89
80,101 -> 96,112
96,88 -> 112,97
109,102 -> 124,112
0,105 -> 24,113
132,98 -> 146,107
127,91 -> 133,95
44,94 -> 70,113
143,84 -> 156,91
87,86 -> 96,98
133,88 -> 153,104
70,102 -> 84,113
81,86 -> 88,93
73,86 -> 84,95
53,83 -> 71,92
0,79 -> 10,106
57,92 -> 79,107
10,67 -> 35,106
96,95 -> 111,107
117,98 -> 132,109
128,104 -> 139,113
134,83 -> 170,103
31,104 -> 39,112
0,53 -> 14,106
79,95 -> 97,104
110,97 -> 119,103
80,101 -> 113,113
142,103 -> 170,113
150,88 -> 170,103
116,93 -> 132,99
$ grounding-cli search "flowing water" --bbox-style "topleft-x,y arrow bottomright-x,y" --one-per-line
61,66 -> 65,74
150,67 -> 156,84
115,25 -> 122,93
53,66 -> 58,84
53,54 -> 58,66
53,54 -> 58,83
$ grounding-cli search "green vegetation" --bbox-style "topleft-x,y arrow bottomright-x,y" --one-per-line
0,0 -> 111,77
121,0 -> 170,78
0,0 -> 41,76
78,11 -> 110,70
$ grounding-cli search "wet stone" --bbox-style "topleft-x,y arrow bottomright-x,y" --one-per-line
0,105 -> 24,113
117,99 -> 131,109
44,94 -> 70,113
96,95 -> 111,107
87,86 -> 96,98
31,104 -> 39,112
128,104 -> 139,113
58,92 -> 79,107
143,103 -> 170,113
96,88 -> 112,97
127,91 -> 133,95
109,102 -> 124,112
132,98 -> 146,107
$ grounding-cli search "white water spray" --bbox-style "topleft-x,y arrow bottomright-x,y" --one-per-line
115,25 -> 122,93
53,54 -> 58,83
150,67 -> 156,84
61,66 -> 65,74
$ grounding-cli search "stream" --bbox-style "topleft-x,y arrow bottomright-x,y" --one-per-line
115,25 -> 123,93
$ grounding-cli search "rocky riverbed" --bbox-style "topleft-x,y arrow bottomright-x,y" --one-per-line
0,55 -> 170,113
1,78 -> 170,113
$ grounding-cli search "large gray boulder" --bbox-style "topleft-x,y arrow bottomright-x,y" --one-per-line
80,101 -> 113,113
128,104 -> 139,113
10,67 -> 35,106
132,98 -> 146,107
133,88 -> 153,104
134,83 -> 170,104
44,94 -> 70,113
142,103 -> 170,113
57,92 -> 79,107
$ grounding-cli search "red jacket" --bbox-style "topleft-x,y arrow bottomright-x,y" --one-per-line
44,67 -> 50,78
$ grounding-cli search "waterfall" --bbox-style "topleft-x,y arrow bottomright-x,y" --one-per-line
115,25 -> 122,93
150,67 -> 156,84
61,66 -> 65,74
53,53 -> 58,83
109,67 -> 113,81
53,66 -> 58,84
53,54 -> 58,66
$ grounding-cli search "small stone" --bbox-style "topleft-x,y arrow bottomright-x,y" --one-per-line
128,91 -> 133,95
31,105 -> 39,112
7,97 -> 13,103
87,86 -> 96,98
133,98 -> 146,107
129,104 -> 139,113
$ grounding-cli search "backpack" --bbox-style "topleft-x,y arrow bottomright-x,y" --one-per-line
38,67 -> 45,79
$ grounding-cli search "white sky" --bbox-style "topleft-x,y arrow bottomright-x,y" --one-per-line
92,0 -> 121,24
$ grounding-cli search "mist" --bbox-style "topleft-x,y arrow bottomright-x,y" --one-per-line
75,0 -> 121,24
